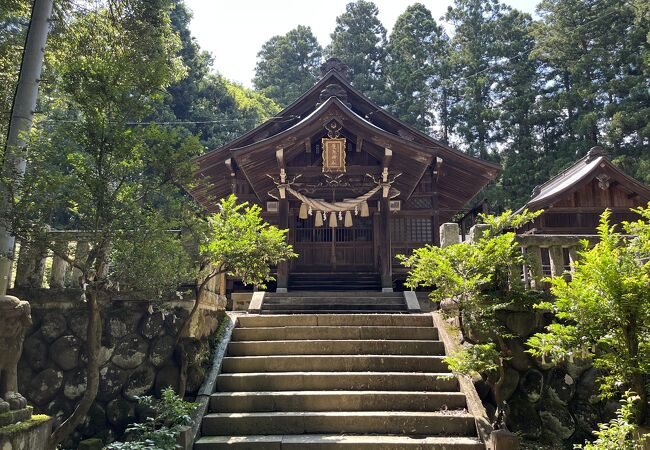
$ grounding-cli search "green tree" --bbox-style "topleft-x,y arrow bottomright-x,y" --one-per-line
399,210 -> 542,422
488,9 -> 546,210
3,2 -> 192,447
385,3 -> 447,132
0,0 -> 30,152
527,208 -> 650,424
445,0 -> 509,159
253,25 -> 322,107
159,0 -> 281,151
576,392 -> 649,450
532,0 -> 650,181
327,0 -> 386,103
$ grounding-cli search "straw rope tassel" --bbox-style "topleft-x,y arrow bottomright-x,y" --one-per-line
329,212 -> 337,227
315,211 -> 323,227
299,202 -> 308,219
360,201 -> 369,217
344,210 -> 353,227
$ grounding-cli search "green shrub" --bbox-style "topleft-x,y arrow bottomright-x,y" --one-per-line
107,388 -> 196,450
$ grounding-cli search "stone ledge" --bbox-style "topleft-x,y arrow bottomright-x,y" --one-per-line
0,407 -> 33,427
0,414 -> 52,450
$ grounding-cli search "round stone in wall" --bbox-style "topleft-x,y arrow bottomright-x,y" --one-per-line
63,368 -> 87,400
519,368 -> 544,403
97,363 -> 129,402
547,369 -> 576,405
79,402 -> 107,439
29,367 -> 64,405
40,312 -> 68,343
123,364 -> 156,401
23,333 -> 49,370
154,364 -> 179,396
51,335 -> 82,371
68,310 -> 89,340
106,397 -> 136,431
140,311 -> 165,339
149,335 -> 175,368
506,395 -> 542,439
111,335 -> 148,370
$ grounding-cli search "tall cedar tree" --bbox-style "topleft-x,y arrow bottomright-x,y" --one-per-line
384,3 -> 447,133
253,25 -> 322,107
532,0 -> 650,182
327,0 -> 387,104
488,10 -> 546,209
445,0 -> 510,160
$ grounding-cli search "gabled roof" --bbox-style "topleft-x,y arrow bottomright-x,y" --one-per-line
189,59 -> 500,219
519,146 -> 650,210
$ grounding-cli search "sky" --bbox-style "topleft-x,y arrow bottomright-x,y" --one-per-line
185,0 -> 539,88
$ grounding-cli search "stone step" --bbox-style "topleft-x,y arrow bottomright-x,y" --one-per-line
260,309 -> 408,314
237,314 -> 433,328
194,434 -> 484,449
262,298 -> 406,305
216,372 -> 458,392
261,304 -> 407,312
227,340 -> 445,356
231,326 -> 438,341
201,411 -> 477,436
221,355 -> 448,373
264,291 -> 400,298
210,390 -> 467,412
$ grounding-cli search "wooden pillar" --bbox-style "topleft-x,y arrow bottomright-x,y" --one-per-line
276,196 -> 289,292
379,196 -> 392,292
431,158 -> 442,246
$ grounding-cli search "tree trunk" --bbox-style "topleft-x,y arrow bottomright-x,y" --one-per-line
174,269 -> 221,398
0,0 -> 53,295
47,289 -> 102,450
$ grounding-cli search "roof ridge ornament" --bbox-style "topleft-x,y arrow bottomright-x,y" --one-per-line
319,83 -> 350,106
586,145 -> 607,162
320,57 -> 349,79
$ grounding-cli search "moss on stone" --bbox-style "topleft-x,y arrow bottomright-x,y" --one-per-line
0,414 -> 51,437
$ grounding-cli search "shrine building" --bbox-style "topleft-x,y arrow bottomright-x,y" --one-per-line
517,146 -> 650,235
189,58 -> 499,292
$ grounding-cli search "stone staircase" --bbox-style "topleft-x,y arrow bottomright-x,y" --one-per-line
288,272 -> 381,291
194,313 -> 484,449
260,291 -> 408,314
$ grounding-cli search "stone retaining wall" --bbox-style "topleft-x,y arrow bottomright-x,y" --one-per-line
461,304 -> 617,448
10,288 -> 225,449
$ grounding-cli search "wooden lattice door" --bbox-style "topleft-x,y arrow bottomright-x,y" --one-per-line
291,216 -> 375,272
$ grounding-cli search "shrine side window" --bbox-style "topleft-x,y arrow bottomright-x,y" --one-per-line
391,217 -> 433,243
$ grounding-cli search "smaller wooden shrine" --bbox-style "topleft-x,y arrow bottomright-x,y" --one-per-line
517,146 -> 650,234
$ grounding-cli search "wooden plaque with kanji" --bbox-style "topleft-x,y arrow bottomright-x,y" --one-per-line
322,138 -> 346,172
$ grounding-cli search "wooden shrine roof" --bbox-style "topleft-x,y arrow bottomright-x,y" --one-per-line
518,146 -> 650,212
189,59 -> 500,220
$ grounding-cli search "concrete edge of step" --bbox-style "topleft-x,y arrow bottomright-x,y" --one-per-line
432,311 -> 508,450
188,312 -> 240,448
